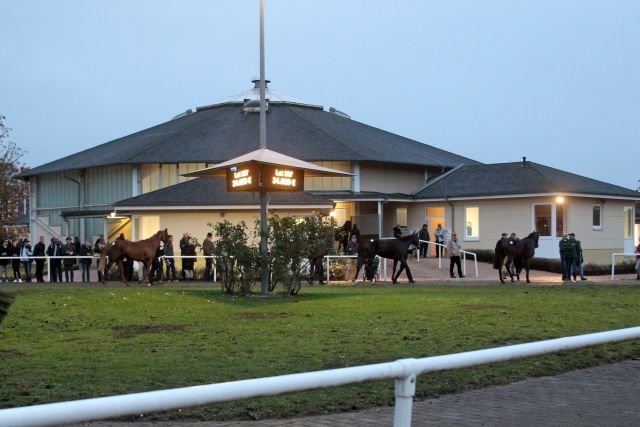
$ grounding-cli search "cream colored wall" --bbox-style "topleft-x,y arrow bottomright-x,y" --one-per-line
132,209 -> 329,270
359,162 -> 424,194
406,197 -> 635,264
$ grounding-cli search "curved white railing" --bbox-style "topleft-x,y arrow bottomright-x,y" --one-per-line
0,326 -> 639,427
417,240 -> 479,278
610,253 -> 639,280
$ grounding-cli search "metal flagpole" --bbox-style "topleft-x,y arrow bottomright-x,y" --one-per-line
259,0 -> 269,295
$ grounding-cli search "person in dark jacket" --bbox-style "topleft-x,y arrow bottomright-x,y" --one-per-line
10,239 -> 22,282
181,237 -> 196,280
79,241 -> 93,282
350,224 -> 361,241
163,235 -> 176,282
62,237 -> 76,282
569,233 -> 587,281
418,224 -> 430,258
202,232 -> 216,281
116,234 -> 134,282
32,236 -> 46,282
559,234 -> 571,281
0,240 -> 10,282
149,245 -> 164,284
46,237 -> 63,282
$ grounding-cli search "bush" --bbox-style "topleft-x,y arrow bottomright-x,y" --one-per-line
210,220 -> 258,296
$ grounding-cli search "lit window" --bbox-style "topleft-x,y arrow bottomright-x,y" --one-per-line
534,204 -> 552,236
624,207 -> 634,238
464,206 -> 479,240
592,205 -> 602,230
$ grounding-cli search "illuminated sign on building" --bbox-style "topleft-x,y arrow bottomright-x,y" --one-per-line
226,163 -> 304,192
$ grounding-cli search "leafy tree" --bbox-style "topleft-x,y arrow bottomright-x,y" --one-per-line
0,116 -> 28,239
210,220 -> 258,295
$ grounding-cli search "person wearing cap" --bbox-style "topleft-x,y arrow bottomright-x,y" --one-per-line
20,239 -> 33,283
569,233 -> 586,281
62,237 -> 77,282
446,231 -> 464,278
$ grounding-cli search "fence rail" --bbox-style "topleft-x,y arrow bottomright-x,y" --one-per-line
610,252 -> 639,279
1,326 -> 639,427
417,241 -> 479,278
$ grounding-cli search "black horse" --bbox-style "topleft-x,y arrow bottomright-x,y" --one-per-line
354,233 -> 419,284
335,220 -> 352,255
308,230 -> 334,284
496,232 -> 539,283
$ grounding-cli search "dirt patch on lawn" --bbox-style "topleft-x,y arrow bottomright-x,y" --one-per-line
461,304 -> 509,310
232,312 -> 292,319
112,324 -> 186,338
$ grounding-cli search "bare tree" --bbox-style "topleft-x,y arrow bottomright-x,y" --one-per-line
0,115 -> 29,239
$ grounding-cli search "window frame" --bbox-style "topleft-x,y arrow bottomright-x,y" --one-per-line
463,205 -> 480,241
592,204 -> 603,230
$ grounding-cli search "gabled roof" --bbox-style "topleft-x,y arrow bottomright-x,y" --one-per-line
413,161 -> 640,200
20,95 -> 478,178
113,177 -> 333,209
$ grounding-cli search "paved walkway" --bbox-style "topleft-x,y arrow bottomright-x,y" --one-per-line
83,360 -> 640,426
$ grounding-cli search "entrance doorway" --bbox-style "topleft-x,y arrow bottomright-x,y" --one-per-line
425,207 -> 446,256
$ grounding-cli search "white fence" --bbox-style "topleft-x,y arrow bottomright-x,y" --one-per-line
1,326 -> 639,427
417,240 -> 479,278
610,252 -> 639,279
324,254 -> 388,283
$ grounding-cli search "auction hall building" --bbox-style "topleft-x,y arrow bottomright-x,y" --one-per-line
19,79 -> 639,265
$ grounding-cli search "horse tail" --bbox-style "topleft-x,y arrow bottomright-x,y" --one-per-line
98,245 -> 108,278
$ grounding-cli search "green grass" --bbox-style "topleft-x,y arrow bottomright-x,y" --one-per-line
1,283 -> 639,421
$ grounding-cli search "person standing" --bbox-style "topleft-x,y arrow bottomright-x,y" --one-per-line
569,233 -> 587,281
418,224 -> 430,258
202,232 -> 216,281
434,224 -> 445,258
181,237 -> 196,280
79,241 -> 93,282
149,244 -> 164,284
559,234 -> 571,281
94,235 -> 105,282
33,236 -> 46,282
47,237 -> 63,282
566,234 -> 578,282
345,235 -> 359,280
20,239 -> 33,283
0,240 -> 10,282
10,239 -> 22,282
446,232 -> 464,278
62,237 -> 76,282
164,235 -> 177,282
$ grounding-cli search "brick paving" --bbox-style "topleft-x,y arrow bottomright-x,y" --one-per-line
83,360 -> 640,426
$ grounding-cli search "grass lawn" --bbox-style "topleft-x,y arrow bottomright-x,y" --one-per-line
1,283 -> 639,421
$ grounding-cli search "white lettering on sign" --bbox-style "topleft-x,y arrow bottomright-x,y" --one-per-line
233,169 -> 250,179
232,176 -> 252,187
274,168 -> 294,178
272,176 -> 296,187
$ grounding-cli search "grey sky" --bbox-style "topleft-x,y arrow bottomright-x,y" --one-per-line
2,0 -> 639,189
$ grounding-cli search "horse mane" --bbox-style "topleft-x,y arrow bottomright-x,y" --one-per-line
398,232 -> 418,242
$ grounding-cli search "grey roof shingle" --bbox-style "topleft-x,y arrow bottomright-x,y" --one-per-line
113,177 -> 333,208
20,103 -> 478,177
413,162 -> 640,199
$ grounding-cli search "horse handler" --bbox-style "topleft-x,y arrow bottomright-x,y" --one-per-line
447,232 -> 464,279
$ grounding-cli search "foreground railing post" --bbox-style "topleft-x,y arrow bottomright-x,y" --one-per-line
393,373 -> 416,427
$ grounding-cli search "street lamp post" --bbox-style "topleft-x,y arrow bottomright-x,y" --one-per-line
259,0 -> 269,295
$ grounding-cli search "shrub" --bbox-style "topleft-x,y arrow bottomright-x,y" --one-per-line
210,220 -> 258,296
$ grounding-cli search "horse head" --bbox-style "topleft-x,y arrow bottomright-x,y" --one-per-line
160,228 -> 169,244
529,231 -> 539,248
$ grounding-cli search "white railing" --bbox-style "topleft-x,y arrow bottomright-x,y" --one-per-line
610,253 -> 639,280
324,254 -> 388,283
0,255 -> 98,282
1,326 -> 639,427
417,241 -> 479,278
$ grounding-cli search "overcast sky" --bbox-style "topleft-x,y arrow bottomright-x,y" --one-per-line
1,0 -> 639,189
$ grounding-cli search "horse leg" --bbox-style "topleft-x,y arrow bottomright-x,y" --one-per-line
525,260 -> 531,283
402,259 -> 415,284
353,255 -> 365,284
116,259 -> 128,286
506,257 -> 515,282
392,259 -> 399,284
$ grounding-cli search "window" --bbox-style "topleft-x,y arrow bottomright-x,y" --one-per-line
464,206 -> 479,240
624,207 -> 634,238
556,203 -> 565,237
592,205 -> 602,230
534,204 -> 552,236
396,207 -> 407,227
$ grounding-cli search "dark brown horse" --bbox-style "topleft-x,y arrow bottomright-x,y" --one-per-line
497,232 -> 539,283
354,233 -> 419,284
308,230 -> 334,284
99,229 -> 169,286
